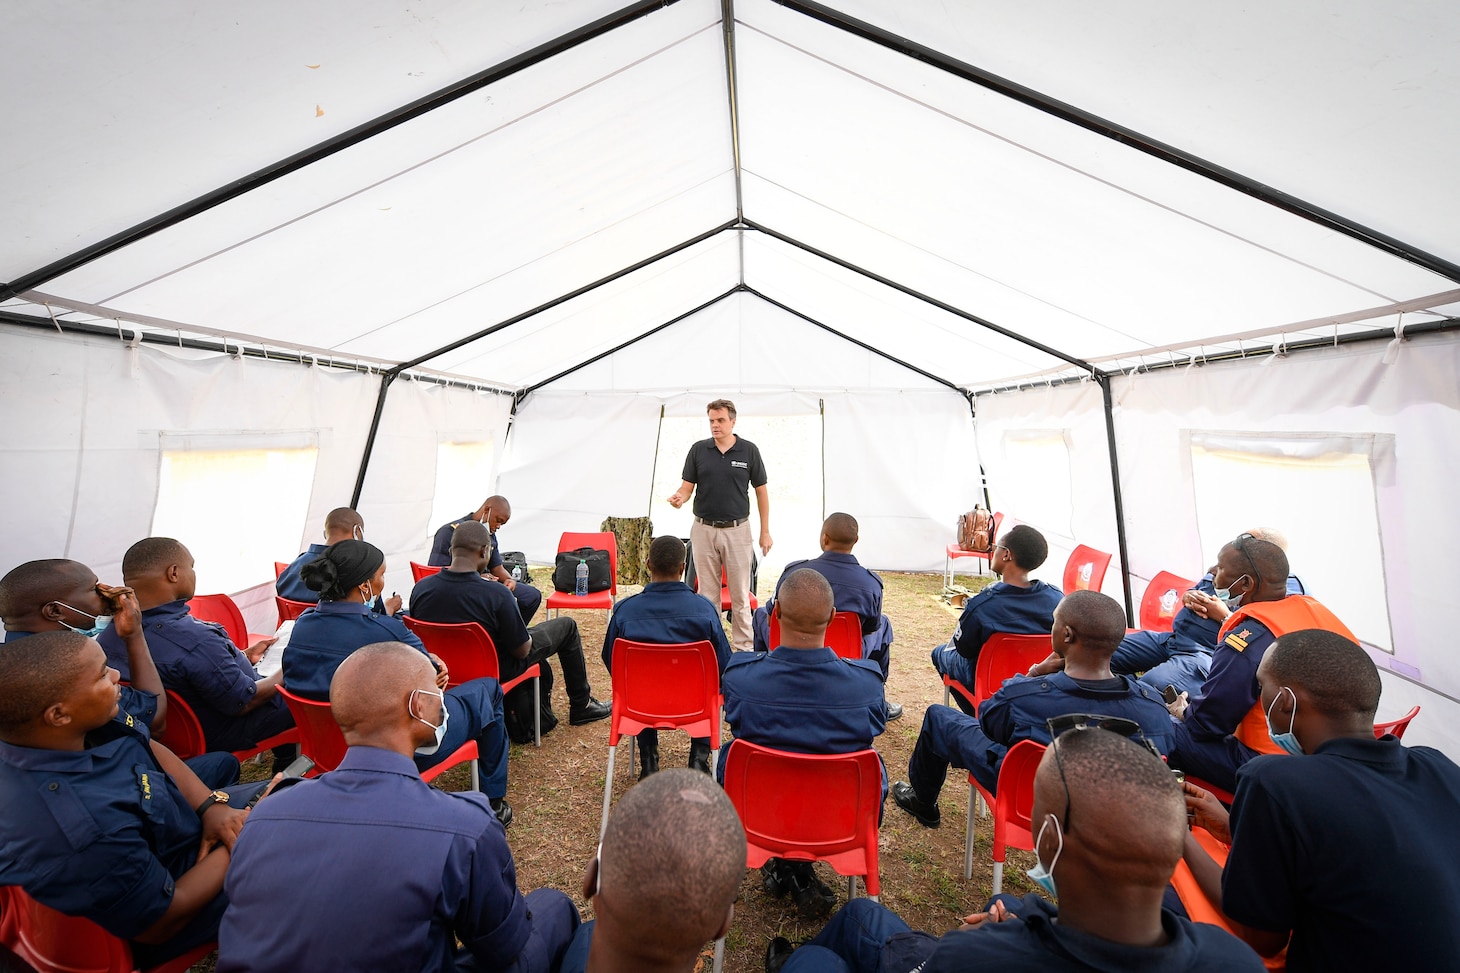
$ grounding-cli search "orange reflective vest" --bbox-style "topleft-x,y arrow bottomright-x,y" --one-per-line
1218,596 -> 1357,755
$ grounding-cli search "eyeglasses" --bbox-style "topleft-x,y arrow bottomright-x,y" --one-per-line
1232,533 -> 1266,588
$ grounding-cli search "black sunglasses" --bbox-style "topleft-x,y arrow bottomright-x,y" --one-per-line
1232,532 -> 1266,588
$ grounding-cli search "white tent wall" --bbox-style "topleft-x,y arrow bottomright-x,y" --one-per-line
354,378 -> 515,607
0,327 -> 379,629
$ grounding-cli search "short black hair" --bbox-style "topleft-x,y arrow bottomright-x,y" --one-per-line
1231,534 -> 1289,589
1058,589 -> 1128,653
822,512 -> 858,546
0,559 -> 89,618
121,537 -> 187,579
1266,629 -> 1381,720
0,630 -> 94,732
1001,525 -> 1049,570
450,519 -> 491,553
647,535 -> 687,576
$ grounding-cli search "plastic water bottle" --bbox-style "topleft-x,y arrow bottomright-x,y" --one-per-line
511,564 -> 524,582
575,559 -> 589,597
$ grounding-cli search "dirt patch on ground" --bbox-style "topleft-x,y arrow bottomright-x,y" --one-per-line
233,569 -> 1045,972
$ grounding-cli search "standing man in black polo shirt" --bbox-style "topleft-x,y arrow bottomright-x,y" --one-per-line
667,399 -> 771,653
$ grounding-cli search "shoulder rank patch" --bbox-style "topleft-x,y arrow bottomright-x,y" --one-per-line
124,713 -> 135,728
1224,629 -> 1251,652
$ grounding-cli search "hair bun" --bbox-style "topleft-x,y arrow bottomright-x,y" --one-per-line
299,557 -> 339,592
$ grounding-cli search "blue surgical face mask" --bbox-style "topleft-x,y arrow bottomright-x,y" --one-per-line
1212,575 -> 1249,609
410,689 -> 450,756
1025,813 -> 1063,897
50,602 -> 112,639
1266,686 -> 1303,755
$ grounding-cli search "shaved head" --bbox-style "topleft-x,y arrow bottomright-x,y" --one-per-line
0,559 -> 94,619
1038,727 -> 1185,886
121,537 -> 188,580
330,641 -> 435,740
1264,629 -> 1381,721
450,519 -> 491,553
596,769 -> 745,963
821,512 -> 859,547
775,568 -> 835,642
324,507 -> 363,534
1055,590 -> 1128,655
0,630 -> 97,732
484,496 -> 510,515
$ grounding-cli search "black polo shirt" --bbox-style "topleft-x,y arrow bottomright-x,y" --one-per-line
1221,736 -> 1460,971
407,570 -> 532,679
682,436 -> 767,522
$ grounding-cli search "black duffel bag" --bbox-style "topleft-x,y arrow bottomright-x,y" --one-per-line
501,551 -> 533,584
552,547 -> 612,593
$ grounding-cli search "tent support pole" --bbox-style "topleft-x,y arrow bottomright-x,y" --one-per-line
1096,372 -> 1135,622
720,0 -> 746,227
350,373 -> 398,509
771,0 -> 1460,285
0,0 -> 688,302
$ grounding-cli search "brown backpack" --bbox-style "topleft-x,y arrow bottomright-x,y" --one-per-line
957,506 -> 994,552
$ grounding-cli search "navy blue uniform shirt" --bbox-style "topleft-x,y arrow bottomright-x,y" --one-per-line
759,551 -> 892,660
5,630 -> 159,727
281,601 -> 429,700
427,514 -> 506,571
601,580 -> 732,673
408,569 -> 530,671
1222,737 -> 1460,972
682,436 -> 768,522
0,713 -> 209,942
952,580 -> 1063,661
979,671 -> 1175,756
219,746 -> 541,972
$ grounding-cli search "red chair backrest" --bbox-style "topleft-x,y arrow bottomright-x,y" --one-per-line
0,884 -> 138,973
988,511 -> 1007,544
767,610 -> 864,661
278,686 -> 347,773
400,617 -> 502,686
275,596 -> 312,623
608,639 -> 722,746
993,740 -> 1046,853
274,561 -> 290,579
973,634 -> 1054,713
154,689 -> 209,760
410,561 -> 442,583
1138,571 -> 1196,632
721,740 -> 882,893
1063,545 -> 1112,594
187,593 -> 248,649
1374,704 -> 1420,740
557,531 -> 618,595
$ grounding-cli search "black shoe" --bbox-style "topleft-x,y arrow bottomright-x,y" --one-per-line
569,697 -> 612,725
688,741 -> 712,775
892,781 -> 941,828
886,700 -> 904,721
761,860 -> 792,898
789,865 -> 836,919
765,936 -> 795,973
490,798 -> 514,829
637,743 -> 660,780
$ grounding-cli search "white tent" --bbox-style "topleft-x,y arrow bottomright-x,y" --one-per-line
3,1 -> 1458,755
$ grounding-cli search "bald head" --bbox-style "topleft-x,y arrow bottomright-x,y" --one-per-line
324,507 -> 364,542
1037,727 -> 1186,887
1264,629 -> 1381,722
330,642 -> 436,745
820,513 -> 859,552
594,769 -> 745,965
0,559 -> 94,621
773,568 -> 835,647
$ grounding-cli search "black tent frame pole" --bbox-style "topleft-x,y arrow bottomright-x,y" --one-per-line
0,0 -> 684,302
1097,373 -> 1135,621
350,373 -> 398,508
771,0 -> 1460,285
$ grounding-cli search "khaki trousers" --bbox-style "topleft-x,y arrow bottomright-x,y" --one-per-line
690,518 -> 755,652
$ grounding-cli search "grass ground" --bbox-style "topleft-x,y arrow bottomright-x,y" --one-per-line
235,569 -> 1045,972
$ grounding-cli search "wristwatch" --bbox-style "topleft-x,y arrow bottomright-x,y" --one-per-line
194,790 -> 230,816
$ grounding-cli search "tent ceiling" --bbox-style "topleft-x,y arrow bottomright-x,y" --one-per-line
4,0 -> 1458,392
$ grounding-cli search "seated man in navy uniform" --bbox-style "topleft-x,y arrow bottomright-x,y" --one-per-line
720,568 -> 886,918
0,631 -> 260,969
275,506 -> 401,615
560,768 -> 745,973
932,525 -> 1063,716
282,538 -> 514,825
892,590 -> 1172,828
1,558 -> 239,789
426,495 -> 542,625
410,520 -> 609,743
1181,630 -> 1460,972
601,535 -> 731,777
220,641 -> 578,972
752,512 -> 903,719
766,728 -> 1262,973
98,537 -> 296,770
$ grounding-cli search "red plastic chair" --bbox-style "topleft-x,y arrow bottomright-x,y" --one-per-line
273,561 -> 290,579
1137,571 -> 1196,632
187,593 -> 273,652
599,638 -> 723,836
410,561 -> 442,583
544,532 -> 618,619
943,633 -> 1053,712
722,740 -> 883,899
400,617 -> 542,746
1374,705 -> 1420,739
149,688 -> 298,764
275,595 -> 312,624
1171,826 -> 1288,970
0,884 -> 215,973
1062,544 -> 1112,594
965,739 -> 1046,888
767,610 -> 865,661
714,565 -> 759,613
943,512 -> 1005,587
277,686 -> 478,786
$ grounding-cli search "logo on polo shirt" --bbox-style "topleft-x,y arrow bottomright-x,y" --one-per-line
731,460 -> 748,469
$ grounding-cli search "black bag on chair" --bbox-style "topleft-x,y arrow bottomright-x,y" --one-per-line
552,547 -> 612,593
501,551 -> 532,584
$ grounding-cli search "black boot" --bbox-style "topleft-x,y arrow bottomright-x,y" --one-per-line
637,739 -> 660,780
688,740 -> 713,775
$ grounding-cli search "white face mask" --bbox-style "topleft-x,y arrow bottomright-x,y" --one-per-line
1212,575 -> 1248,609
1025,813 -> 1063,897
409,689 -> 449,755
50,602 -> 112,639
